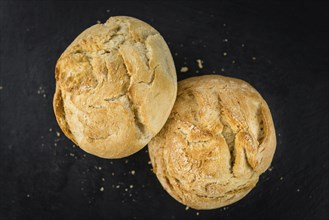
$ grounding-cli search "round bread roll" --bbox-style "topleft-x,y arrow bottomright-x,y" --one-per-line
53,16 -> 177,158
148,75 -> 276,210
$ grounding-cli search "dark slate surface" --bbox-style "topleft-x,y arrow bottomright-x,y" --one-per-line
0,1 -> 328,219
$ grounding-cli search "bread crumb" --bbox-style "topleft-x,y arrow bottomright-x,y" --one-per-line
223,23 -> 226,27
223,52 -> 227,56
116,185 -> 120,189
129,185 -> 134,189
195,70 -> 199,73
252,57 -> 256,61
98,166 -> 102,170
69,153 -> 75,157
179,43 -> 184,47
185,206 -> 189,210
241,44 -> 245,47
49,128 -> 52,132
0,86 -> 3,90
54,143 -> 57,147
232,60 -> 236,64
131,170 -> 136,175
268,166 -> 274,171
56,131 -> 60,137
148,161 -> 152,165
102,178 -> 105,182
221,68 -> 225,72
129,193 -> 132,197
223,38 -> 228,42
125,160 -> 129,164
111,172 -> 115,176
280,177 -> 284,180
174,52 -> 178,56
106,9 -> 110,13
196,212 -> 199,216
97,20 -> 101,24
180,67 -> 189,73
196,59 -> 204,69
125,188 -> 128,192
26,194 -> 30,198
100,187 -> 104,192
297,189 -> 300,192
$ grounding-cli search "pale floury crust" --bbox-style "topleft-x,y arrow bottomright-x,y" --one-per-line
53,16 -> 177,158
148,75 -> 276,210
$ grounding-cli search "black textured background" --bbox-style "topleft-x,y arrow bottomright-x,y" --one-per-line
0,1 -> 328,219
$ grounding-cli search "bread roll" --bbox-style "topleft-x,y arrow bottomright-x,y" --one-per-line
53,16 -> 177,158
148,75 -> 276,209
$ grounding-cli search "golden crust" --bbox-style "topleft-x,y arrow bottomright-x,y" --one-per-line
148,75 -> 276,209
53,16 -> 177,158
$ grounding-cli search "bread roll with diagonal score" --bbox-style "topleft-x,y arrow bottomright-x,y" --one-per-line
148,75 -> 276,209
53,16 -> 177,158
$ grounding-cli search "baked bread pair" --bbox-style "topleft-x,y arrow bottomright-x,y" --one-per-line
53,16 -> 276,210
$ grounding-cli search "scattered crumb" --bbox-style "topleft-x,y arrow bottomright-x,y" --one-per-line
174,52 -> 178,56
129,193 -> 132,197
131,170 -> 136,175
196,59 -> 204,69
125,188 -> 128,192
106,9 -> 110,13
26,194 -> 30,198
100,187 -> 104,192
223,23 -> 226,27
180,67 -> 189,73
223,52 -> 227,56
56,131 -> 60,137
102,178 -> 105,182
297,189 -> 300,192
116,185 -> 120,189
196,212 -> 200,216
54,143 -> 57,147
232,60 -> 236,64
112,172 -> 115,176
69,153 -> 75,157
49,128 -> 52,132
185,206 -> 189,210
223,38 -> 228,42
98,166 -> 102,170
212,70 -> 216,74
268,166 -> 274,171
81,187 -> 84,191
42,94 -> 46,98
195,70 -> 199,73
129,185 -> 134,189
241,44 -> 245,47
97,20 -> 101,24
221,68 -> 225,72
179,43 -> 184,47
148,161 -> 152,165
0,86 -> 3,90
125,160 -> 129,164
252,57 -> 256,61
280,177 -> 284,181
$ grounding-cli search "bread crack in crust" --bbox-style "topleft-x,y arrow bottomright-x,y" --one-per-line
148,75 -> 276,209
53,16 -> 177,158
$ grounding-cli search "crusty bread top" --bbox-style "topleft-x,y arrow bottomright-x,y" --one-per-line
148,75 -> 276,209
53,16 -> 177,158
